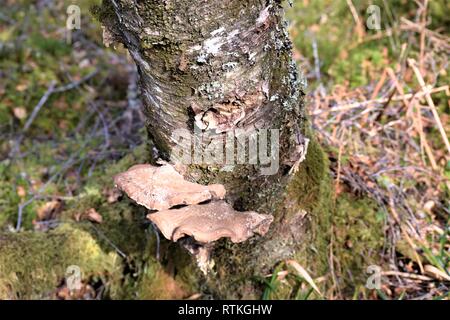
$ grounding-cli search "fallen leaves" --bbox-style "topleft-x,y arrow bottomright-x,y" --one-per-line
74,208 -> 103,224
104,187 -> 122,204
56,283 -> 97,300
36,200 -> 63,221
33,200 -> 64,231
16,186 -> 26,198
12,107 -> 27,120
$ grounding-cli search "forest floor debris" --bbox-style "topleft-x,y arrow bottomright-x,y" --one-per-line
0,0 -> 448,299
289,0 -> 449,299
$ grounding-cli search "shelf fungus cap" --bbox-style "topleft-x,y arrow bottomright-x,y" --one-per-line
147,201 -> 273,244
114,164 -> 226,211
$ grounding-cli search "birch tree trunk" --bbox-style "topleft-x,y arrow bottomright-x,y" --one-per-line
96,0 -> 330,298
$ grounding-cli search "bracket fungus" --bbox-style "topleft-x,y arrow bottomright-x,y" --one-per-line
114,163 -> 273,272
114,164 -> 226,210
147,201 -> 273,244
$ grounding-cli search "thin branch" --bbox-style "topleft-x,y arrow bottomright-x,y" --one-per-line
408,58 -> 450,155
22,81 -> 56,133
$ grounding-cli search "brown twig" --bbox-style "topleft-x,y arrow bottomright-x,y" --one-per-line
419,0 -> 428,74
346,0 -> 365,42
408,58 -> 450,155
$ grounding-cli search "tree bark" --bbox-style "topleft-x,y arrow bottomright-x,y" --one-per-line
96,0 -> 329,299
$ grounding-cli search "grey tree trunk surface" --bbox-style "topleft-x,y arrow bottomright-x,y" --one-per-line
97,0 -> 326,298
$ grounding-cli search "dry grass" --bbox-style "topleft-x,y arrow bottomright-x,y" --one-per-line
294,0 -> 449,299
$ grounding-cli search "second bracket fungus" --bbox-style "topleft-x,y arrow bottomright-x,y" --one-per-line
147,201 -> 273,244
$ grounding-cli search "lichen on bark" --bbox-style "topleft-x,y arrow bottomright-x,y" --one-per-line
94,0 -> 306,170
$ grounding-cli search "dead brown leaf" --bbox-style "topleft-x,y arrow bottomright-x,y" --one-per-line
36,200 -> 63,221
56,283 -> 96,300
13,107 -> 27,120
15,83 -> 28,92
75,208 -> 103,224
16,186 -> 26,198
104,187 -> 122,204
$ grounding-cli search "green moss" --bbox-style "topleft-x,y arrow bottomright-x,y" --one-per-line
0,0 -> 403,300
286,0 -> 399,88
0,223 -> 123,299
269,136 -> 384,298
331,195 -> 385,295
0,143 -> 198,299
28,33 -> 71,57
204,134 -> 385,299
288,137 -> 330,213
329,47 -> 386,88
287,137 -> 334,296
59,144 -> 151,258
135,255 -> 194,299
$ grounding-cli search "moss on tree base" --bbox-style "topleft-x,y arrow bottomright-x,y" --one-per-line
0,139 -> 385,299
